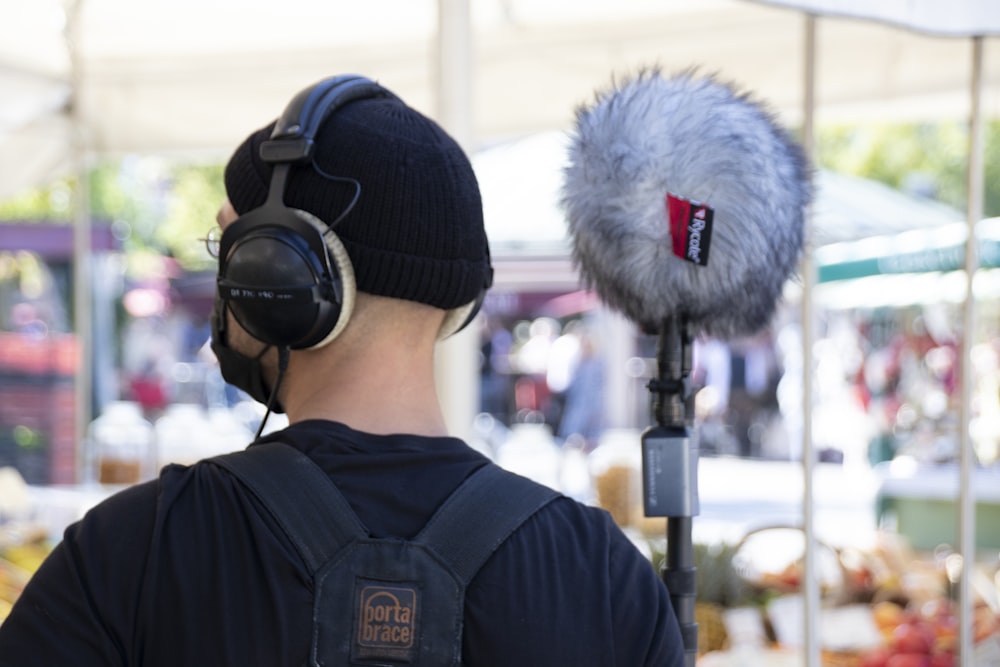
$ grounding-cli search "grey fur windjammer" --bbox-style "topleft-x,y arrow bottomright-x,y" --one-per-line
561,68 -> 811,339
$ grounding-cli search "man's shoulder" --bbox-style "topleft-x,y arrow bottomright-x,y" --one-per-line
489,482 -> 645,577
462,480 -> 680,665
522,490 -> 616,533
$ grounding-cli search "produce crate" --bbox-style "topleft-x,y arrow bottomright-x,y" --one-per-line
875,463 -> 1000,551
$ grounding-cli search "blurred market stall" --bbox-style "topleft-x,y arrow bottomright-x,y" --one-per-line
4,1 -> 1000,665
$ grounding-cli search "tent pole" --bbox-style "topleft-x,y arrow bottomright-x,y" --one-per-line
434,0 -> 479,442
66,0 -> 93,482
800,13 -> 821,667
435,0 -> 473,149
958,33 -> 984,667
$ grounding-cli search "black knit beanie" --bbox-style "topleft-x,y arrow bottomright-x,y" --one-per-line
223,91 -> 492,311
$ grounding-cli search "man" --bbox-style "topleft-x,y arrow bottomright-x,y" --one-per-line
0,75 -> 684,666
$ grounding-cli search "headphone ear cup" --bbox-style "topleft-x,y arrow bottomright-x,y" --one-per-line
218,206 -> 355,350
293,209 -> 356,349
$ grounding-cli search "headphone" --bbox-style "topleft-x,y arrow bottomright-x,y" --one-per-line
216,74 -> 489,351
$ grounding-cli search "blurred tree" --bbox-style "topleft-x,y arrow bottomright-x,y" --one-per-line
0,177 -> 75,221
158,164 -> 226,270
0,160 -> 224,272
817,121 -> 1000,217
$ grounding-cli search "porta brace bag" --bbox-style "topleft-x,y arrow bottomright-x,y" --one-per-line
209,442 -> 559,667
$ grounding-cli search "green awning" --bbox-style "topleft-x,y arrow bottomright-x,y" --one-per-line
816,219 -> 1000,282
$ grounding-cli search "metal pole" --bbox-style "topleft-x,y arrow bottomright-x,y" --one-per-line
433,0 -> 479,442
644,315 -> 698,667
435,0 -> 473,148
958,34 -> 984,667
800,13 -> 821,667
66,0 -> 92,482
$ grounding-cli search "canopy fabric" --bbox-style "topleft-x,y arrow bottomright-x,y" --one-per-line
3,0 -> 1000,201
750,0 -> 1000,37
473,130 -> 965,271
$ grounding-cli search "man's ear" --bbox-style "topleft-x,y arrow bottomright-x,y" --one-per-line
437,300 -> 478,341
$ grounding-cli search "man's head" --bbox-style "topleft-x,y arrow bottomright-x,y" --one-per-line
220,76 -> 492,347
211,76 -> 492,413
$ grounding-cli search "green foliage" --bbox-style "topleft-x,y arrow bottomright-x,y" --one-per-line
817,120 -> 1000,218
0,159 -> 225,273
159,164 -> 225,270
692,541 -> 758,607
648,539 -> 759,607
0,178 -> 75,221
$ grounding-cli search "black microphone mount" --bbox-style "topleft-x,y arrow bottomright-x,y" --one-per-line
643,314 -> 699,667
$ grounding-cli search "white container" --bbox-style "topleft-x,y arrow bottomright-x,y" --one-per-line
89,401 -> 155,485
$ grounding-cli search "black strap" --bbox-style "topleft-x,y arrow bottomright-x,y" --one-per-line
209,442 -> 366,574
416,464 -> 559,584
209,442 -> 560,585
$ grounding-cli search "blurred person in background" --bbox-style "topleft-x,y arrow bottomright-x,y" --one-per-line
556,323 -> 605,450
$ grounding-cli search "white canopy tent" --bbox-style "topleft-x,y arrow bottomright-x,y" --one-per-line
4,2 -> 1000,664
4,0 -> 1000,197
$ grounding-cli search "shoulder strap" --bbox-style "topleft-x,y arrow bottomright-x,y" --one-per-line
208,442 -> 367,574
417,464 -> 560,585
210,443 -> 561,586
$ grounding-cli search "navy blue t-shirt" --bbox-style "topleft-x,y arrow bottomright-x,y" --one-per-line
0,420 -> 684,666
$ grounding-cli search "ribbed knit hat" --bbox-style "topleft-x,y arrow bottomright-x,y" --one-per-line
224,90 -> 492,311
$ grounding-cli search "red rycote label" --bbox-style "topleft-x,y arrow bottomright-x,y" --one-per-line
667,193 -> 714,267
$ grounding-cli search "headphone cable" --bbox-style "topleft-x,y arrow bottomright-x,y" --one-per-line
255,346 -> 290,440
311,166 -> 361,228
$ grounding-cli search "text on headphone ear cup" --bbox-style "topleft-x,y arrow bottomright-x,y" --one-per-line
218,206 -> 352,349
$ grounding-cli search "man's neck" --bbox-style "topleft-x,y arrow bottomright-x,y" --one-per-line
279,321 -> 449,437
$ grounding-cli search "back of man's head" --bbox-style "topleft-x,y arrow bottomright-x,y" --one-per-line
223,88 -> 492,314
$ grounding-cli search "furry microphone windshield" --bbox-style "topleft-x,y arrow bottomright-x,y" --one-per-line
560,68 -> 811,339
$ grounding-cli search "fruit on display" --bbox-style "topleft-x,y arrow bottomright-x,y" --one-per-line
0,536 -> 50,625
858,598 -> 999,667
685,527 -> 1000,667
0,467 -> 49,624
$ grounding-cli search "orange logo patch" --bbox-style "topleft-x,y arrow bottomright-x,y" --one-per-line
356,583 -> 419,662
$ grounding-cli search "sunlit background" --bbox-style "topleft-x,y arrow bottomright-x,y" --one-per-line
2,1 -> 1000,664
